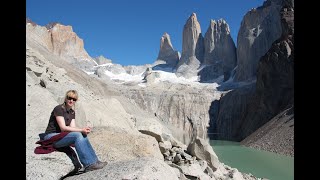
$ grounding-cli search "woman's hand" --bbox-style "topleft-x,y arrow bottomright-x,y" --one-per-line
82,127 -> 91,135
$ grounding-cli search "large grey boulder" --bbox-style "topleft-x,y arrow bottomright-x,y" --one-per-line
65,157 -> 179,180
88,127 -> 164,162
187,137 -> 220,171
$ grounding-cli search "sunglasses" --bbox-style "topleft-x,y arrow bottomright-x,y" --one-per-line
67,96 -> 77,101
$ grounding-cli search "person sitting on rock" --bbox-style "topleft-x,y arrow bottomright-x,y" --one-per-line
35,89 -> 107,173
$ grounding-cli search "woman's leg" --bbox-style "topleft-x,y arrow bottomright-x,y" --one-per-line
56,146 -> 82,170
43,133 -> 59,140
51,132 -> 98,167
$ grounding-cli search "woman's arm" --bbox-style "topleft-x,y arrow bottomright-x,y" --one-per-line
56,116 -> 90,134
70,119 -> 76,128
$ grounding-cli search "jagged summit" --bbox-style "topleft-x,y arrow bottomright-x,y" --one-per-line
159,32 -> 173,51
45,22 -> 61,30
190,12 -> 197,19
26,20 -> 96,71
209,19 -> 231,34
184,12 -> 201,30
154,32 -> 180,69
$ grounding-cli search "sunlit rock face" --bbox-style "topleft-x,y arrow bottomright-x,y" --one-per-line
118,83 -> 220,145
176,13 -> 204,79
26,21 -> 96,71
234,0 -> 283,82
155,32 -> 180,69
199,19 -> 237,82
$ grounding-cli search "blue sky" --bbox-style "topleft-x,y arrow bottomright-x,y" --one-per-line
27,0 -> 265,66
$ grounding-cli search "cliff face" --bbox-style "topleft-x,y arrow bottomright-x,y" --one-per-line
209,0 -> 294,156
239,0 -> 294,142
119,83 -> 220,145
200,19 -> 237,82
26,20 -> 96,71
234,0 -> 283,81
208,83 -> 256,140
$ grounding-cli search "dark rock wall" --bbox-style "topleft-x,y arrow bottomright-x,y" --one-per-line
209,0 -> 294,142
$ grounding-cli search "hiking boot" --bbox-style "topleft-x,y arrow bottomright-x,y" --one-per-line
73,164 -> 83,172
84,160 -> 108,172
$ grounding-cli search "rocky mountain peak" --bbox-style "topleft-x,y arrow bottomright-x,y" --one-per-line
26,21 -> 97,71
208,19 -> 231,35
175,12 -> 204,78
199,18 -> 236,82
190,12 -> 197,19
185,12 -> 201,31
155,32 -> 180,68
159,32 -> 174,51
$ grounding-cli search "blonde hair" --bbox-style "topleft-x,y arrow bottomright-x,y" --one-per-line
63,90 -> 79,109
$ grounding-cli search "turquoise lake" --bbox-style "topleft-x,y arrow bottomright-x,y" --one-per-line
210,140 -> 294,180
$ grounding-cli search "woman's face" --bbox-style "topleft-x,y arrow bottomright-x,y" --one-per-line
66,95 -> 77,107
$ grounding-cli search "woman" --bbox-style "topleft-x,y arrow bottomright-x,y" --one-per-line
43,90 -> 107,172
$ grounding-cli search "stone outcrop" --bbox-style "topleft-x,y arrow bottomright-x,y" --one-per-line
66,157 -> 179,180
26,17 -> 37,26
124,64 -> 150,75
176,13 -> 204,78
154,32 -> 180,70
89,127 -> 164,161
199,19 -> 237,82
187,138 -> 219,171
234,0 -> 283,81
26,20 -> 54,54
47,23 -> 90,60
142,67 -> 160,84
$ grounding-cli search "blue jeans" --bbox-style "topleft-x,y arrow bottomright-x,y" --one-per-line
44,132 -> 98,167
